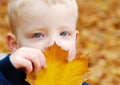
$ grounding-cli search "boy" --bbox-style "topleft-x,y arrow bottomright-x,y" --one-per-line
0,0 -> 89,85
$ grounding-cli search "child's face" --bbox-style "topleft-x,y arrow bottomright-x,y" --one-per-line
10,2 -> 78,61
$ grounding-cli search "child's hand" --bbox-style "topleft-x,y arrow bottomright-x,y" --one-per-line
10,47 -> 46,74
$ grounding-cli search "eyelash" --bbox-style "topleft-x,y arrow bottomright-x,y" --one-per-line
60,31 -> 70,36
32,33 -> 45,39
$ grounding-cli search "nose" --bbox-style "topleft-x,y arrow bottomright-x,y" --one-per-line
43,35 -> 57,49
48,37 -> 59,47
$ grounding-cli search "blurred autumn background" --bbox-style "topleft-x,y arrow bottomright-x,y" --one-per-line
0,0 -> 120,85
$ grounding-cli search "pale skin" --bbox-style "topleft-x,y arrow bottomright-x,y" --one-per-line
7,1 -> 79,74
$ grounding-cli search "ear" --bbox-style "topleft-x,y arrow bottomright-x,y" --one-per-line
6,33 -> 17,52
75,30 -> 79,42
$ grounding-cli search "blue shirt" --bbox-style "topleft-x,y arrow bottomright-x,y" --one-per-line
0,54 -> 30,85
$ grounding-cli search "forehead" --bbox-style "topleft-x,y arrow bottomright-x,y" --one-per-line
20,1 -> 77,18
18,1 -> 77,30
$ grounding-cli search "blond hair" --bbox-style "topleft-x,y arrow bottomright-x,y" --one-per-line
8,0 -> 78,34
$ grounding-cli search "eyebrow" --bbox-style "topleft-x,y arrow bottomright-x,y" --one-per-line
59,26 -> 74,31
59,26 -> 69,29
26,27 -> 48,33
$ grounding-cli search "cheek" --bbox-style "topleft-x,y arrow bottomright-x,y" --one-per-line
16,39 -> 39,48
16,39 -> 52,50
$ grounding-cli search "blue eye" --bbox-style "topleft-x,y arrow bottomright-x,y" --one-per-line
60,31 -> 69,36
34,33 -> 44,38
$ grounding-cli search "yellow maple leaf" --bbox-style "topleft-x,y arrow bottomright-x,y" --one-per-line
26,44 -> 88,85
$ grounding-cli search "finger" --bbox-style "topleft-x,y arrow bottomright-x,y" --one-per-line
30,49 -> 46,72
23,53 -> 41,72
20,47 -> 46,68
37,50 -> 46,68
14,57 -> 33,74
23,49 -> 46,72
